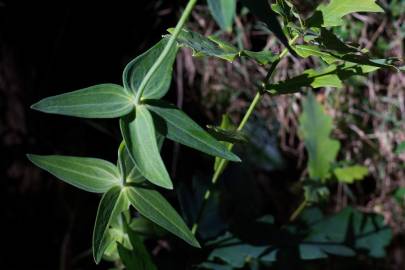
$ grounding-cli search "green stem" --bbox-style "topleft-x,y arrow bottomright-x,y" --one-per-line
134,0 -> 198,104
289,199 -> 308,222
192,36 -> 299,235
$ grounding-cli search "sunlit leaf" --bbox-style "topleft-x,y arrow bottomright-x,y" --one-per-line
169,28 -> 276,64
31,84 -> 134,118
27,154 -> 121,193
207,0 -> 236,32
93,186 -> 128,263
122,38 -> 178,99
266,63 -> 379,95
120,106 -> 172,189
334,165 -> 368,183
145,99 -> 240,162
308,0 -> 384,28
125,185 -> 200,248
299,92 -> 340,181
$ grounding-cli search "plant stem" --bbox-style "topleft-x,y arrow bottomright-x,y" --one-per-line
134,0 -> 198,104
289,199 -> 308,222
192,35 -> 299,235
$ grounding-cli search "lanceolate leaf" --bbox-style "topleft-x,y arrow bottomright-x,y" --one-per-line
299,92 -> 340,181
308,0 -> 384,28
93,186 -> 128,263
27,154 -> 121,193
122,38 -> 178,99
145,99 -> 240,162
125,185 -> 200,248
31,84 -> 134,118
207,0 -> 236,32
120,106 -> 173,189
266,63 -> 379,95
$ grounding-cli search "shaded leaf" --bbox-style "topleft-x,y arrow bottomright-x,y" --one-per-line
303,207 -> 392,258
93,186 -> 128,263
145,99 -> 240,162
120,106 -> 173,189
207,0 -> 236,32
334,165 -> 368,183
125,185 -> 200,248
202,207 -> 391,267
31,84 -> 134,118
122,38 -> 178,99
299,92 -> 340,181
308,0 -> 384,28
117,221 -> 157,270
27,154 -> 121,193
239,0 -> 294,53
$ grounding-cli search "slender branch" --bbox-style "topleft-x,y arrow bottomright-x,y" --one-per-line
134,0 -> 198,104
192,36 -> 299,235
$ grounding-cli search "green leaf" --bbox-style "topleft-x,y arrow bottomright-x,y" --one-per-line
169,29 -> 276,65
206,126 -> 247,144
266,63 -> 379,95
31,84 -> 134,118
299,92 -> 340,181
117,141 -> 143,184
125,185 -> 200,248
303,207 -> 392,258
122,38 -> 178,99
120,106 -> 173,189
334,165 -> 368,183
93,186 -> 128,263
395,141 -> 405,154
295,29 -> 398,69
308,0 -> 384,28
145,99 -> 240,162
208,232 -> 267,268
169,28 -> 239,62
207,0 -> 236,32
393,188 -> 405,205
117,222 -> 157,270
27,154 -> 121,193
239,0 -> 294,53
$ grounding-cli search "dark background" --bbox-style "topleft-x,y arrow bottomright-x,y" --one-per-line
0,1 -> 188,269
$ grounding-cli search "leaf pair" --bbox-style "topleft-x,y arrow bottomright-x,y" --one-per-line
31,37 -> 240,190
27,153 -> 200,264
